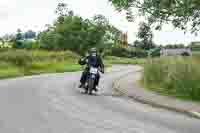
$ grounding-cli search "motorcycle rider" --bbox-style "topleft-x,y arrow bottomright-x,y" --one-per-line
78,48 -> 104,92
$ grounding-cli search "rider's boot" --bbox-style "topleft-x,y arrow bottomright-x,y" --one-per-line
79,83 -> 84,88
94,86 -> 98,92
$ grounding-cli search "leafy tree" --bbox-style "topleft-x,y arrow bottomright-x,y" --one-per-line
0,38 -> 5,45
39,3 -> 122,55
136,22 -> 155,50
13,29 -> 24,49
2,34 -> 15,41
16,29 -> 22,41
55,3 -> 74,24
109,0 -> 200,33
133,40 -> 142,48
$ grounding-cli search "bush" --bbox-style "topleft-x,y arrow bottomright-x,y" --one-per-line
181,52 -> 190,56
104,56 -> 146,65
13,40 -> 25,49
110,47 -> 131,57
109,47 -> 148,58
23,40 -> 40,50
133,49 -> 148,58
142,56 -> 200,101
0,50 -> 80,67
0,50 -> 33,67
148,48 -> 161,57
0,50 -> 81,79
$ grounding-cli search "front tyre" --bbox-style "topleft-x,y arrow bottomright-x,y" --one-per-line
88,78 -> 95,95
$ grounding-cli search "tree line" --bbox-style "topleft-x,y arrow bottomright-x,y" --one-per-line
37,3 -> 122,55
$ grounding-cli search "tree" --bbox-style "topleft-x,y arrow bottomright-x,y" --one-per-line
39,3 -> 121,54
0,38 -> 4,45
13,29 -> 24,49
16,29 -> 22,41
55,3 -> 66,16
133,40 -> 142,48
137,22 -> 155,50
109,0 -> 200,33
55,3 -> 74,24
93,14 -> 109,26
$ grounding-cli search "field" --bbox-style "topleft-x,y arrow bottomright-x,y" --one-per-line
0,50 -> 146,79
104,56 -> 146,65
141,55 -> 200,102
0,50 -> 81,79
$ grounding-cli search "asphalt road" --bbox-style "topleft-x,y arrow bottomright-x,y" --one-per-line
0,65 -> 199,133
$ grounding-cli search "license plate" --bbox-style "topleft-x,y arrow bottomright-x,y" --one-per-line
90,67 -> 98,74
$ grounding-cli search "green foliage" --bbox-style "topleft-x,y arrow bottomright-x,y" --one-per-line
0,50 -> 33,67
148,47 -> 161,57
0,41 -> 12,49
164,44 -> 186,48
39,3 -> 121,55
13,41 -> 24,49
142,56 -> 200,101
23,40 -> 40,50
16,29 -> 22,41
27,62 -> 81,74
190,42 -> 200,51
0,62 -> 22,79
136,22 -> 155,50
0,50 -> 81,79
0,50 -> 79,67
109,0 -> 200,32
109,47 -> 148,58
105,56 -> 146,65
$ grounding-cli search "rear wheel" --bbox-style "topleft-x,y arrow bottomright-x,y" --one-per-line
88,78 -> 95,95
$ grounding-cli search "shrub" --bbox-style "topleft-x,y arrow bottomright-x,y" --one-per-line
148,48 -> 161,57
0,50 -> 32,67
181,52 -> 190,56
24,40 -> 40,50
142,56 -> 200,101
109,47 -> 148,58
0,50 -> 79,67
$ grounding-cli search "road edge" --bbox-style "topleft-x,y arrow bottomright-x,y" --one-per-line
112,71 -> 200,120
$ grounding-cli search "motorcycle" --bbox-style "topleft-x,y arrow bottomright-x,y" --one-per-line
84,66 -> 101,95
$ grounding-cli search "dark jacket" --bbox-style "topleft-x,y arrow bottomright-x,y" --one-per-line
78,55 -> 104,72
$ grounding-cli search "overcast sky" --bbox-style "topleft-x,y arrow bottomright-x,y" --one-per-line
0,0 -> 199,45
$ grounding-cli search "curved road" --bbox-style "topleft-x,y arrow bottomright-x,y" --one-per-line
0,65 -> 199,133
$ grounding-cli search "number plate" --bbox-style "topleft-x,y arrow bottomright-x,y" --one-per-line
90,67 -> 98,74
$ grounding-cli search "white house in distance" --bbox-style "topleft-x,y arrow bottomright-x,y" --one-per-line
160,48 -> 192,56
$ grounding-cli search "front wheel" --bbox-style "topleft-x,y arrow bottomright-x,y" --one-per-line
88,78 -> 95,95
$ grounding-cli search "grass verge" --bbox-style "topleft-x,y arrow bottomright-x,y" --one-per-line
0,50 -> 81,79
104,56 -> 146,65
141,56 -> 200,102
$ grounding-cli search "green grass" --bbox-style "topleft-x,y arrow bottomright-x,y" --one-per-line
104,56 -> 146,65
141,56 -> 200,102
27,62 -> 81,74
192,51 -> 200,56
0,50 -> 144,79
0,61 -> 82,79
0,50 -> 81,79
0,67 -> 22,79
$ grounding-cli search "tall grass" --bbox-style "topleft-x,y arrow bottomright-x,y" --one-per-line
0,50 -> 81,79
142,56 -> 200,101
105,56 -> 146,65
0,50 -> 79,66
